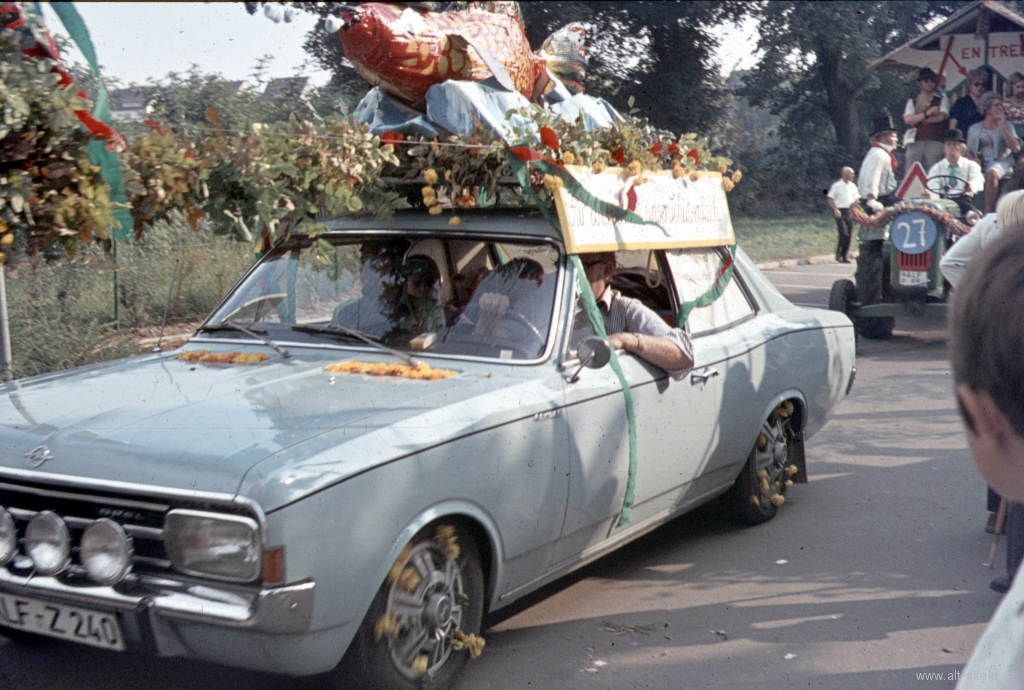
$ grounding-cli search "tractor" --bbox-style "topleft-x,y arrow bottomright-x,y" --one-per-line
828,174 -> 978,339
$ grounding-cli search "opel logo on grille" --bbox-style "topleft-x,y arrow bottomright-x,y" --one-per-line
24,446 -> 53,468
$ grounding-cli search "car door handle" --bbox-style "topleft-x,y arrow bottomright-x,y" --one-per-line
690,367 -> 719,385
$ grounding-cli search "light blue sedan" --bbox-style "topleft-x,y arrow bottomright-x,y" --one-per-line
0,211 -> 855,689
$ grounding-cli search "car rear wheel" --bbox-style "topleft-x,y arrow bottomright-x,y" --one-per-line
334,522 -> 485,690
728,402 -> 800,525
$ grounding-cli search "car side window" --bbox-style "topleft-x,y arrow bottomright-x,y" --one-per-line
566,250 -> 675,359
666,248 -> 755,336
607,250 -> 676,325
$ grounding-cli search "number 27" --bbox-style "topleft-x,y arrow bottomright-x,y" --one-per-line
897,219 -> 927,248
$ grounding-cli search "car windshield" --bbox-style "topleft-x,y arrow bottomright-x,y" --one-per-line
207,235 -> 561,361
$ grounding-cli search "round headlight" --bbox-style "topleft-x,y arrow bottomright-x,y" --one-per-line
25,511 -> 70,576
80,518 -> 133,585
0,507 -> 16,565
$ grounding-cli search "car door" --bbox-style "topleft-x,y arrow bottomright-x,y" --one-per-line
552,251 -> 719,566
665,247 -> 761,480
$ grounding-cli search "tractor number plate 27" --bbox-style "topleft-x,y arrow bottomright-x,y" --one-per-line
898,270 -> 929,287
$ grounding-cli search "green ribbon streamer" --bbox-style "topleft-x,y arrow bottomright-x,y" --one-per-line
50,2 -> 132,240
505,150 -> 639,526
533,160 -> 670,237
676,246 -> 736,328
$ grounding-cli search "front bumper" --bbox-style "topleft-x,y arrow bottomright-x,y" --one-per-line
0,567 -> 315,647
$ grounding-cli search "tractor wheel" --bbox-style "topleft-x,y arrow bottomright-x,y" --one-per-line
828,279 -> 857,322
854,241 -> 894,340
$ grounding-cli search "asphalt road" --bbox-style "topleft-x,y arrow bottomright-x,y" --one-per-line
0,261 -> 999,690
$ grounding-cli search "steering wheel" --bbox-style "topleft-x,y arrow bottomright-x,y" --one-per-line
502,310 -> 544,342
926,174 -> 971,199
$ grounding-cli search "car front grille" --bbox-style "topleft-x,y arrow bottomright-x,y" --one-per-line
0,480 -> 173,577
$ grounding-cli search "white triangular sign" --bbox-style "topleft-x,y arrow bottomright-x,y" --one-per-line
896,162 -> 930,200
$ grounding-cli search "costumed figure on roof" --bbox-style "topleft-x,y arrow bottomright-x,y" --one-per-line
320,1 -> 618,140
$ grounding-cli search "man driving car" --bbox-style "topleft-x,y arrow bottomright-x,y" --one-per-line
570,252 -> 694,379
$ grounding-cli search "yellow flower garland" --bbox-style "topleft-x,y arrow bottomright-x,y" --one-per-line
177,350 -> 269,364
326,361 -> 457,380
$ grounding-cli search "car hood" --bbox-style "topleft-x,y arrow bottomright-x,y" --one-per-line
0,348 -> 564,511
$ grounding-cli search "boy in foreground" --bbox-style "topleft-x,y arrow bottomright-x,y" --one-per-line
950,231 -> 1024,688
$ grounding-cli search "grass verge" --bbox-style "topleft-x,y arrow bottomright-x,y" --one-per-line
6,214 -> 253,379
733,213 -> 856,263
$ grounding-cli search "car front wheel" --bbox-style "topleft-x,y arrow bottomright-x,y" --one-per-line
335,522 -> 485,690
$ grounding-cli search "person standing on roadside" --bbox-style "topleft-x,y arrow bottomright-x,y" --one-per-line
949,67 -> 990,134
903,67 -> 949,171
826,166 -> 858,263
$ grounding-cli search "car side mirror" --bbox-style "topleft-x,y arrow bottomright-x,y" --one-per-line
569,336 -> 611,382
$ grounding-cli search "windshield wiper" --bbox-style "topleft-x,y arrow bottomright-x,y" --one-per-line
197,322 -> 290,359
291,323 -> 416,366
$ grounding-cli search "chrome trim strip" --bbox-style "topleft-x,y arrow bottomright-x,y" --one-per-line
0,470 -> 227,508
124,524 -> 163,540
0,568 -> 315,635
0,479 -> 169,513
133,556 -> 172,569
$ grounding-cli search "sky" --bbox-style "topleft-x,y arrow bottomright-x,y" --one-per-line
40,2 -> 761,88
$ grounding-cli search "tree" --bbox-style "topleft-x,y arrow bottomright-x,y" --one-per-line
520,2 -> 747,136
742,1 -> 969,156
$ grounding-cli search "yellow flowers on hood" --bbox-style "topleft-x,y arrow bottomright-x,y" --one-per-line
177,350 -> 269,364
423,168 -> 439,185
326,361 -> 457,380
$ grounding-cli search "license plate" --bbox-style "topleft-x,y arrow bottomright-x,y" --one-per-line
0,593 -> 124,650
899,270 -> 929,286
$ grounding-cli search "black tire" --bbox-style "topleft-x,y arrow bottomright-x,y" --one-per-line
853,241 -> 894,340
828,279 -> 857,321
727,402 -> 800,525
334,522 -> 485,690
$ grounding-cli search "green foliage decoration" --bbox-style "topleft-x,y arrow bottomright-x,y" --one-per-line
0,33 -> 122,259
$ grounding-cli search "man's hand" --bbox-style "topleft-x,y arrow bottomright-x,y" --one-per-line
473,292 -> 509,336
607,331 -> 693,372
833,209 -> 841,219
607,332 -> 637,353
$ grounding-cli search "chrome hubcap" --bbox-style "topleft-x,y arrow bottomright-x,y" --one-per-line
755,413 -> 791,504
384,540 -> 465,680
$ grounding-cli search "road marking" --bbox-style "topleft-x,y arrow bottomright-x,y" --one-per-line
769,283 -> 836,289
763,270 -> 855,277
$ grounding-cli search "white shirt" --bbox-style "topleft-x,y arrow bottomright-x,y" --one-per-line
939,212 -> 998,287
956,565 -> 1024,689
858,144 -> 898,199
826,179 -> 859,209
927,157 -> 985,199
902,92 -> 950,146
